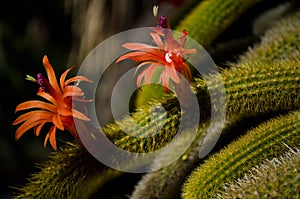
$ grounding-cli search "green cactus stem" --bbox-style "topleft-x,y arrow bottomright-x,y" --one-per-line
181,110 -> 300,198
237,12 -> 300,64
218,147 -> 300,199
129,112 -> 281,199
175,0 -> 262,47
13,143 -> 122,199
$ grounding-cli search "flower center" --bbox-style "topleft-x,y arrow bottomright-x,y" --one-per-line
165,52 -> 173,63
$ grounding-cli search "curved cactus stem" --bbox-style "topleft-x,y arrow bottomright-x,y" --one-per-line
182,110 -> 300,198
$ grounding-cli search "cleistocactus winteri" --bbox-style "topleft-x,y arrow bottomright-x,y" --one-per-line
13,1 -> 300,199
175,0 -> 262,47
181,110 -> 300,198
218,147 -> 300,199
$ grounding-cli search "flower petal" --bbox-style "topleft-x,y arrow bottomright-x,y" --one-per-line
44,131 -> 50,148
116,50 -> 164,63
72,97 -> 93,103
15,100 -> 57,113
144,64 -> 160,85
72,109 -> 90,121
151,27 -> 165,36
60,66 -> 73,90
165,64 -> 180,83
49,126 -> 57,150
122,43 -> 157,51
37,90 -> 58,105
182,48 -> 197,55
64,76 -> 93,86
160,70 -> 170,93
150,32 -> 164,49
15,119 -> 46,140
63,85 -> 84,98
135,61 -> 153,73
136,70 -> 146,88
52,114 -> 64,130
43,55 -> 61,94
180,62 -> 192,81
179,30 -> 188,47
35,122 -> 46,136
13,110 -> 52,125
136,64 -> 158,88
57,107 -> 72,116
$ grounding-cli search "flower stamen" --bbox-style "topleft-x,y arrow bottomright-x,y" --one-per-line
158,16 -> 167,28
165,52 -> 173,63
37,73 -> 46,92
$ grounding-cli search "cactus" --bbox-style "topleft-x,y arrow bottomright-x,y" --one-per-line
237,12 -> 300,64
129,113 -> 280,199
128,11 -> 300,198
218,147 -> 300,199
13,1 -> 300,199
13,143 -> 122,199
175,0 -> 262,47
252,2 -> 293,36
181,110 -> 300,198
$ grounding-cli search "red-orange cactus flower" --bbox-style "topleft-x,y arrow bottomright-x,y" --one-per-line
13,55 -> 93,150
116,16 -> 196,93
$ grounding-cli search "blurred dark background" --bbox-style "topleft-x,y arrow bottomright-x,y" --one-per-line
0,1 -> 72,198
0,0 -> 188,198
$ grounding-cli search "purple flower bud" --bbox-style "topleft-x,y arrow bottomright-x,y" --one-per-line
158,16 -> 167,28
37,73 -> 46,92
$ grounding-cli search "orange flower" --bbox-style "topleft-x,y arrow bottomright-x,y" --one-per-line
13,55 -> 93,150
116,16 -> 196,93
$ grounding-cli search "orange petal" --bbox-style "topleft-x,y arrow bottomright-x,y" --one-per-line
37,90 -> 58,105
14,111 -> 52,140
63,85 -> 84,98
136,64 -> 159,87
179,31 -> 188,47
135,61 -> 152,74
165,64 -> 180,83
150,32 -> 164,49
64,76 -> 93,86
151,27 -> 165,36
57,107 -> 72,116
72,97 -> 93,103
52,114 -> 64,130
122,43 -> 157,51
49,126 -> 57,150
182,48 -> 196,55
15,120 -> 45,140
116,50 -> 164,63
57,107 -> 73,116
116,51 -> 145,63
13,110 -> 52,125
15,100 -> 57,113
161,69 -> 170,93
14,110 -> 50,124
72,109 -> 90,121
136,70 -> 146,88
42,55 -> 62,95
60,66 -> 73,90
144,64 -> 159,85
44,130 -> 50,148
35,122 -> 46,136
181,63 -> 192,81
